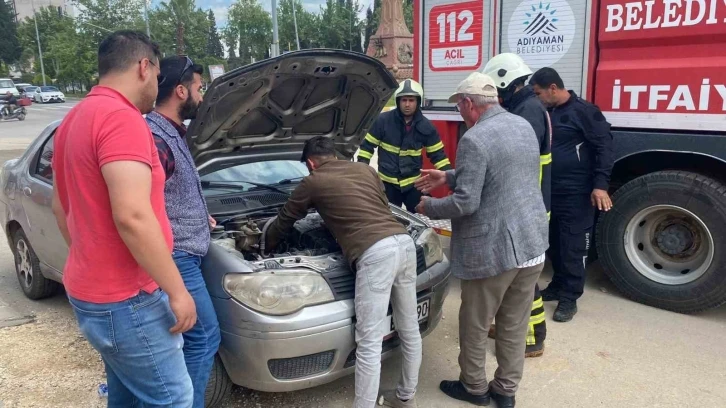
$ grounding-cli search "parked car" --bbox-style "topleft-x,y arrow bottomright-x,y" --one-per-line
0,78 -> 19,96
20,86 -> 38,96
0,50 -> 452,407
32,86 -> 65,103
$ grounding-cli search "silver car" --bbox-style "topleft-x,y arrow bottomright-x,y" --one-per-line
0,50 -> 451,407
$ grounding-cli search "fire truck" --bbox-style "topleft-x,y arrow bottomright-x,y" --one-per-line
413,0 -> 726,313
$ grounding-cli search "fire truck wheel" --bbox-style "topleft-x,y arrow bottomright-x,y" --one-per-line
596,170 -> 726,314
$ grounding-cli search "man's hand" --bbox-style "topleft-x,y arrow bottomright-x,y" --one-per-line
416,197 -> 428,215
168,290 -> 197,334
415,169 -> 447,194
591,189 -> 612,211
208,215 -> 217,229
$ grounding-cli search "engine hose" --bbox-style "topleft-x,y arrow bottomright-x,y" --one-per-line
260,216 -> 277,258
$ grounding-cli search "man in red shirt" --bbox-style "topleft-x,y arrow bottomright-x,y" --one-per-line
51,30 -> 196,406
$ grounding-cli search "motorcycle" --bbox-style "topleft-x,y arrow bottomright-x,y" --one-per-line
0,103 -> 26,121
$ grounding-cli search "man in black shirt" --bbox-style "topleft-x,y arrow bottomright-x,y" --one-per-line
529,67 -> 614,322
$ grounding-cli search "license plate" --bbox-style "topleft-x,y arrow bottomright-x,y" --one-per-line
384,298 -> 430,338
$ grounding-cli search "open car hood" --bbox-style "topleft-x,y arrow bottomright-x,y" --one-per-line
186,50 -> 398,175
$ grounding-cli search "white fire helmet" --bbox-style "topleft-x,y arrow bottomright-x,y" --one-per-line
394,79 -> 424,107
482,53 -> 534,90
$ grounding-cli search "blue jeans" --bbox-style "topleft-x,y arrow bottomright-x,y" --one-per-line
173,250 -> 222,408
67,289 -> 193,407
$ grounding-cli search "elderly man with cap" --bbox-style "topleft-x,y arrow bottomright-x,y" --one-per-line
415,72 -> 548,408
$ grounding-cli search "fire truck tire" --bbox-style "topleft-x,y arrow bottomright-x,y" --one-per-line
596,170 -> 726,313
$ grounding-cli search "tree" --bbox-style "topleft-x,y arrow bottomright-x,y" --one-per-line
0,0 -> 22,65
277,0 -> 319,51
149,1 -> 209,59
222,24 -> 238,59
75,0 -> 146,46
318,0 -> 364,52
206,9 -> 223,58
227,0 -> 272,64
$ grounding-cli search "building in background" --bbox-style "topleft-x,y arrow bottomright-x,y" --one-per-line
11,0 -> 75,23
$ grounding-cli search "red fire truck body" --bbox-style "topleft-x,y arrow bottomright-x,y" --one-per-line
413,0 -> 726,313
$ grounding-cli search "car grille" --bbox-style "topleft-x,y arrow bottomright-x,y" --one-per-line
218,192 -> 289,206
267,350 -> 336,380
323,245 -> 427,300
323,269 -> 356,300
415,246 -> 426,274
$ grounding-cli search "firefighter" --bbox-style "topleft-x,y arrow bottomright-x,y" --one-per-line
358,79 -> 452,213
529,67 -> 614,323
482,53 -> 549,357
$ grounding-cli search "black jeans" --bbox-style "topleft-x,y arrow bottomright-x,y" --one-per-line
546,194 -> 596,302
383,181 -> 422,213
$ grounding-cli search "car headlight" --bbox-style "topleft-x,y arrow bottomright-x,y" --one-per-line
224,270 -> 335,315
416,228 -> 443,267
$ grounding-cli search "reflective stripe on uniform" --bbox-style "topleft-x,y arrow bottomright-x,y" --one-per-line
539,153 -> 552,185
365,133 -> 381,146
400,148 -> 423,157
380,141 -> 401,154
378,172 -> 399,185
358,150 -> 373,160
399,175 -> 421,187
426,141 -> 444,153
532,297 -> 544,310
434,158 -> 451,169
547,211 -> 551,221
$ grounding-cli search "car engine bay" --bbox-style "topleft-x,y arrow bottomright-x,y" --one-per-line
210,211 -> 427,263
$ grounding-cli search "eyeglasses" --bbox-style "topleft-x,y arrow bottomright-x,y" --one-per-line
455,99 -> 466,112
141,58 -> 166,86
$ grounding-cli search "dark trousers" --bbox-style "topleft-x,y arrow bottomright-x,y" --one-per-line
528,283 -> 546,346
383,181 -> 423,213
546,194 -> 596,302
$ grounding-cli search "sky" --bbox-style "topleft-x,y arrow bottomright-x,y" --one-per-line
178,0 -> 374,27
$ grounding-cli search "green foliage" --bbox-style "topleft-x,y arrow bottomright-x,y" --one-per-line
0,0 -> 22,64
11,0 -> 415,87
317,0 -> 365,52
227,0 -> 272,64
277,0 -> 319,51
206,10 -> 224,58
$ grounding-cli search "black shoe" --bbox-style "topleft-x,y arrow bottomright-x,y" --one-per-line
540,287 -> 559,302
490,390 -> 516,408
553,300 -> 577,322
439,380 -> 491,406
524,342 -> 545,358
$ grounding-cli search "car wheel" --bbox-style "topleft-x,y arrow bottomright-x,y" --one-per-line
596,170 -> 726,313
12,228 -> 59,300
204,354 -> 233,408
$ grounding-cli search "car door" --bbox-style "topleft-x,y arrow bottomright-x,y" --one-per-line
18,132 -> 68,273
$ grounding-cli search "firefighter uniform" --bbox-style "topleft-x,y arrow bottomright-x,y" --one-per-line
546,90 -> 614,303
358,80 -> 452,212
508,85 -> 551,349
484,53 -> 550,355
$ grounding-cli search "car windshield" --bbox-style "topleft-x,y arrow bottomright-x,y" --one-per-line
200,160 -> 309,197
41,86 -> 59,92
24,87 -> 38,92
0,80 -> 14,88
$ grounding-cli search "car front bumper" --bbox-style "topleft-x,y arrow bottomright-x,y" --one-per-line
214,257 -> 451,392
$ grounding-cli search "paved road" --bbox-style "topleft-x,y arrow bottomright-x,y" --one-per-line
0,100 -> 78,150
1,114 -> 726,407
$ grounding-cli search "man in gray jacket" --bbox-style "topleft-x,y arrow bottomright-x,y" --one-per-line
415,72 -> 548,408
